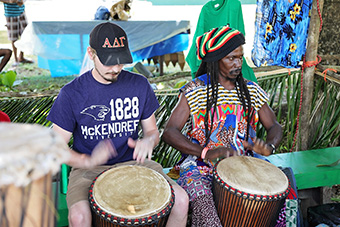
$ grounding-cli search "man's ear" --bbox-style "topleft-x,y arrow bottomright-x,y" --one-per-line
87,47 -> 95,60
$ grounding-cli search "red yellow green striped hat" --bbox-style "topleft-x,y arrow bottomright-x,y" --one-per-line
196,25 -> 245,62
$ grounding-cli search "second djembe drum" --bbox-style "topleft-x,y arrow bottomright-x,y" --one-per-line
212,156 -> 290,227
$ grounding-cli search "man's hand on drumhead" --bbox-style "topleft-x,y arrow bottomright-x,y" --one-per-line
206,146 -> 237,161
85,139 -> 117,168
243,138 -> 271,156
128,137 -> 153,163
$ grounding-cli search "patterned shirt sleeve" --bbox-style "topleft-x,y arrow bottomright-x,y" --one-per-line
247,81 -> 269,111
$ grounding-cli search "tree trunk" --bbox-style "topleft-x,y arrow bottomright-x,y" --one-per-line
298,0 -> 325,151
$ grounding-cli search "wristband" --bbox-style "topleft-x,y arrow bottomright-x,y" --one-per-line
201,147 -> 209,159
268,143 -> 276,154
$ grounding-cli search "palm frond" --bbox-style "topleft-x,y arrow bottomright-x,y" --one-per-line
0,95 -> 56,126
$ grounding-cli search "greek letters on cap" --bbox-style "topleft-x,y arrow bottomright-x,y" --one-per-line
102,37 -> 126,48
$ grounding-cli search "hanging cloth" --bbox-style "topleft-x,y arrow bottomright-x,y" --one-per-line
251,0 -> 313,68
186,0 -> 257,82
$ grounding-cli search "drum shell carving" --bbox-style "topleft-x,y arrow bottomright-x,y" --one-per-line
0,172 -> 55,227
0,123 -> 71,227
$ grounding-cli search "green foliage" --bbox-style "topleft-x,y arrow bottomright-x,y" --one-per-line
0,70 -> 17,89
152,90 -> 182,167
331,197 -> 340,202
257,71 -> 340,152
174,79 -> 188,89
0,95 -> 55,126
13,75 -> 75,92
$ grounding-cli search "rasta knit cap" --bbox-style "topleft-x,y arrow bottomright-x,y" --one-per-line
196,25 -> 245,62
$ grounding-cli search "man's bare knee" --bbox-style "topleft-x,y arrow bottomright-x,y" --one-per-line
68,200 -> 91,227
166,185 -> 189,227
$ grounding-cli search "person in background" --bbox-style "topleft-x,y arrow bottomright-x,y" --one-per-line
185,0 -> 257,82
0,48 -> 12,72
162,25 -> 284,226
1,0 -> 33,66
47,22 -> 188,227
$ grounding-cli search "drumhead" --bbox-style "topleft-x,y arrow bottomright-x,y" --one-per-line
215,156 -> 288,196
0,123 -> 70,187
92,165 -> 172,219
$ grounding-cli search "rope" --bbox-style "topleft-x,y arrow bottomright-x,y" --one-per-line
322,69 -> 338,81
290,55 -> 321,152
317,0 -> 323,33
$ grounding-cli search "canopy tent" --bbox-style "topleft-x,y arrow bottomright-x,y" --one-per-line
16,20 -> 190,77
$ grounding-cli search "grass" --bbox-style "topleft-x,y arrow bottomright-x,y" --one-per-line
0,55 -> 76,96
0,30 -> 10,44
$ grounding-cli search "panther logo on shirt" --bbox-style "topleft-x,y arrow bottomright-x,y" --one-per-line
80,105 -> 110,121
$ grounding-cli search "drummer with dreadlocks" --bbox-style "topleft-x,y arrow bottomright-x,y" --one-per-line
162,25 -> 283,226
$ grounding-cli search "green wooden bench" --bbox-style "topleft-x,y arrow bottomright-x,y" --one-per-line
267,147 -> 340,190
267,146 -> 340,218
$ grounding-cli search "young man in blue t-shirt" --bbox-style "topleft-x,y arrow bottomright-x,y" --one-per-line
47,22 -> 188,227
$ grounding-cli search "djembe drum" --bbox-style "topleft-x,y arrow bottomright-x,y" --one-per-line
0,123 -> 70,227
89,165 -> 174,227
212,156 -> 289,227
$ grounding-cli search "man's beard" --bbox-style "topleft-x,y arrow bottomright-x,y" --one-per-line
96,68 -> 119,83
226,68 -> 242,82
94,62 -> 120,83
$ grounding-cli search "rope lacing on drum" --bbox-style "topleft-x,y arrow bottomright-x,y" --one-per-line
213,169 -> 289,202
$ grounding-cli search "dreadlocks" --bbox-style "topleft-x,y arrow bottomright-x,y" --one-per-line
235,72 -> 253,142
196,61 -> 253,146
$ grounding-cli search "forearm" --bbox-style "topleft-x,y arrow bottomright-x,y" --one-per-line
51,125 -> 114,168
50,124 -> 84,167
258,103 -> 283,149
143,128 -> 160,149
265,122 -> 283,147
162,127 -> 203,157
66,148 -> 93,168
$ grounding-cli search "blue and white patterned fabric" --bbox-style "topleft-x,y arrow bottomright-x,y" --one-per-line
251,0 -> 313,68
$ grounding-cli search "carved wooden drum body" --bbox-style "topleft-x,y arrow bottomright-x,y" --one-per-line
89,165 -> 174,227
212,156 -> 289,227
0,123 -> 70,227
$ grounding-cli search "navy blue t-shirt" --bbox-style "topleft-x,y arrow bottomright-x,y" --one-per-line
47,70 -> 159,165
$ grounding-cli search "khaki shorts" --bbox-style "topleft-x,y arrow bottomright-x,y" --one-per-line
66,160 -> 177,208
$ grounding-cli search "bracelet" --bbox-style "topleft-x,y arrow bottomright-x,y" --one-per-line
201,147 -> 209,159
268,143 -> 276,154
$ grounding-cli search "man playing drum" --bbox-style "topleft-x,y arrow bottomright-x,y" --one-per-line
47,22 -> 189,227
162,25 -> 284,226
